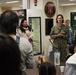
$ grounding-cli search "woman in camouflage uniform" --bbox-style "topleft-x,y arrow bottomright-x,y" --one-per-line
50,14 -> 69,65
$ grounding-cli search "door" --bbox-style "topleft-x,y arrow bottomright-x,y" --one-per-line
71,12 -> 76,31
29,17 -> 42,55
70,12 -> 76,44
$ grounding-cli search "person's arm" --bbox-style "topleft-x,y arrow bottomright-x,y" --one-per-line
57,26 -> 69,40
19,37 -> 34,75
50,26 -> 58,39
64,64 -> 75,75
59,25 -> 69,39
26,41 -> 34,69
60,34 -> 68,39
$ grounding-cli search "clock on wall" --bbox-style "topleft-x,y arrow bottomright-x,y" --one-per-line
44,2 -> 56,18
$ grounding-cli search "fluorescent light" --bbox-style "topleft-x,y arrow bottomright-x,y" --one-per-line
6,1 -> 19,4
69,0 -> 75,1
20,5 -> 23,7
60,3 -> 76,6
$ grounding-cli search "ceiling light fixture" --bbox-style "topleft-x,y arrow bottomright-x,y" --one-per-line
6,1 -> 19,4
69,0 -> 75,1
60,3 -> 76,6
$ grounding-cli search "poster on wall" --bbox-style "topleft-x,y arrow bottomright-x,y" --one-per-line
14,9 -> 26,18
13,9 -> 27,26
44,2 -> 56,17
45,18 -> 53,35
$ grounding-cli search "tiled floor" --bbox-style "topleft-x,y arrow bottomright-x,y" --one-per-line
26,67 -> 38,75
26,64 -> 64,75
26,61 -> 39,75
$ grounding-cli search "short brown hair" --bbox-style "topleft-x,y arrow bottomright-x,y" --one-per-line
56,14 -> 64,23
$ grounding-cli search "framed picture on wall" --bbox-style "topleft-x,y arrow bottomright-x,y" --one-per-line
14,9 -> 26,18
45,18 -> 53,35
29,17 -> 42,55
44,2 -> 56,17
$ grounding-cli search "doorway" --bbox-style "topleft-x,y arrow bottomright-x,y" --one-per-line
29,17 -> 42,55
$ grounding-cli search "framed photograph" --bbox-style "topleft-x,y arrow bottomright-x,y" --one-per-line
45,18 -> 53,35
44,2 -> 56,17
14,9 -> 26,18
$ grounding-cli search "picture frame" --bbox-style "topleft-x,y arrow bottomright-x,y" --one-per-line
29,17 -> 42,55
44,2 -> 56,17
14,9 -> 26,18
45,18 -> 53,35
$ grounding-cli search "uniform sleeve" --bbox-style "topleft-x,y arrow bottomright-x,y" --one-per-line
50,26 -> 57,39
62,26 -> 69,40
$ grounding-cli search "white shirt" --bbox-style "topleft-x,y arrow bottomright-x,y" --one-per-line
64,53 -> 76,75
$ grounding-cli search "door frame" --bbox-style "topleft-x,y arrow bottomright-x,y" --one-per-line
29,17 -> 42,55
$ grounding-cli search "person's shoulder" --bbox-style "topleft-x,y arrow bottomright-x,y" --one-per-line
66,54 -> 72,61
62,24 -> 66,27
66,53 -> 76,64
62,24 -> 68,29
52,25 -> 57,29
54,24 -> 57,27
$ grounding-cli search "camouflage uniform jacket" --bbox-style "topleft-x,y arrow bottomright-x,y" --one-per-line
50,24 -> 69,48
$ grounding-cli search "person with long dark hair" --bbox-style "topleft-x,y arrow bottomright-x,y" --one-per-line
19,18 -> 33,45
39,62 -> 56,75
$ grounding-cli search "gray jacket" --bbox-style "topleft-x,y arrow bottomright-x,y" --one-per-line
14,36 -> 34,75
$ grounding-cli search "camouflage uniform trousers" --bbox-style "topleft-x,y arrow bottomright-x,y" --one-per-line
49,46 -> 67,65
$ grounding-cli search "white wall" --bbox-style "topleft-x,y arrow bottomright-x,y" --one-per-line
27,9 -> 42,25
27,9 -> 42,17
0,7 -> 2,14
61,5 -> 76,20
59,6 -> 64,15
12,7 -> 22,10
30,0 -> 43,9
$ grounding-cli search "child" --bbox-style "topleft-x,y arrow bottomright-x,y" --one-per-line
39,62 -> 56,75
